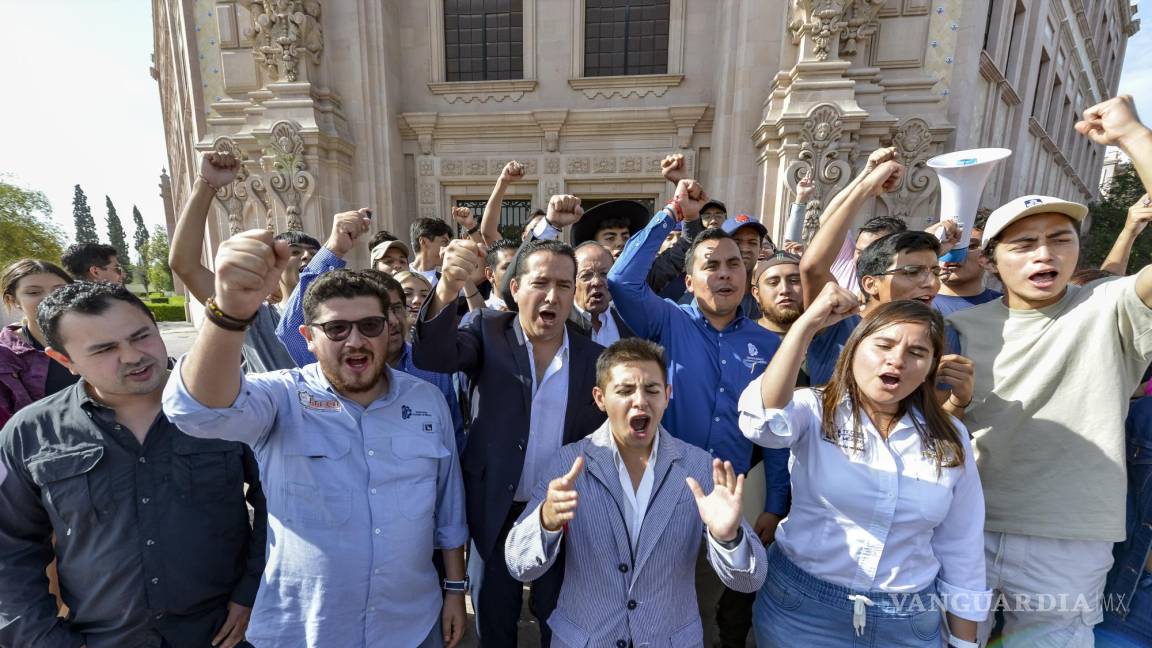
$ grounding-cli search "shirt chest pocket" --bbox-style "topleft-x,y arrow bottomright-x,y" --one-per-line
388,435 -> 449,520
27,444 -> 114,525
905,466 -> 955,526
282,434 -> 353,528
171,436 -> 243,504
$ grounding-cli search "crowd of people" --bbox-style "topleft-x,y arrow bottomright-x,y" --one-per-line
1,94 -> 1151,648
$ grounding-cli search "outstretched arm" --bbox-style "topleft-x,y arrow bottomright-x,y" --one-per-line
480,161 -> 524,246
168,152 -> 241,303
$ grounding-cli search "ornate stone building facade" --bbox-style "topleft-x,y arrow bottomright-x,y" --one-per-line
152,0 -> 1139,266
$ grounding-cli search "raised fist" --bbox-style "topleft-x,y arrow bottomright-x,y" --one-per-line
672,179 -> 708,222
795,170 -> 815,204
862,147 -> 899,177
213,229 -> 293,320
200,151 -> 241,190
546,195 -> 584,228
1126,193 -> 1152,236
858,159 -> 905,198
661,153 -> 687,184
438,239 -> 485,294
451,206 -> 477,231
325,209 -> 372,257
1075,95 -> 1149,149
799,281 -> 861,332
499,160 -> 525,184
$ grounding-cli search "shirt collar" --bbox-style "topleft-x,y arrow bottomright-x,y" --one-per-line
609,423 -> 660,473
686,299 -> 748,332
524,326 -> 571,357
303,361 -> 400,406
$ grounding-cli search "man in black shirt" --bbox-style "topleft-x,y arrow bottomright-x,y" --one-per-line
0,282 -> 265,648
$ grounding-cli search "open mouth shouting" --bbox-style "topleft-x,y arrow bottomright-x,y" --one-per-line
538,307 -> 559,327
1028,268 -> 1060,290
628,413 -> 652,438
878,371 -> 902,392
585,289 -> 607,309
343,350 -> 373,373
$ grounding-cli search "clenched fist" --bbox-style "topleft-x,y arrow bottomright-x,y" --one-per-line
438,239 -> 485,296
499,160 -> 525,184
796,170 -> 815,204
325,209 -> 372,257
200,151 -> 241,190
1075,95 -> 1150,150
451,206 -> 477,231
213,230 -> 293,320
661,153 -> 687,184
546,195 -> 584,228
671,179 -> 708,222
798,281 -> 861,332
857,158 -> 904,198
541,456 -> 584,532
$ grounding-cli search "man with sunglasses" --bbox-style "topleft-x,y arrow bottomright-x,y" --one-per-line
164,230 -> 468,648
60,243 -> 127,284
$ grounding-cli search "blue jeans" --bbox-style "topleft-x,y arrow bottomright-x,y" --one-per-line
753,544 -> 942,648
1097,572 -> 1152,647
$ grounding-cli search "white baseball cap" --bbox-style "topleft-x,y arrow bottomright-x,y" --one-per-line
370,240 -> 412,262
981,195 -> 1088,251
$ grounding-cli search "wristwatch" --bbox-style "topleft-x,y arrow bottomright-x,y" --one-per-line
443,577 -> 470,595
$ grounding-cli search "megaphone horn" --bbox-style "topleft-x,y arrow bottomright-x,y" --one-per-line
926,148 -> 1012,263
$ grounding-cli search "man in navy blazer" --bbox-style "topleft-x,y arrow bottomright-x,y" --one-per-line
505,339 -> 767,648
412,223 -> 606,648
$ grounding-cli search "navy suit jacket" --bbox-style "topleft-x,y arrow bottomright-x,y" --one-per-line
412,306 -> 606,560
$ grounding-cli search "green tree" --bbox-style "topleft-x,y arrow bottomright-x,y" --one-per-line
0,178 -> 65,269
105,196 -> 132,280
71,185 -> 99,244
1083,163 -> 1152,271
147,225 -> 174,292
132,205 -> 151,293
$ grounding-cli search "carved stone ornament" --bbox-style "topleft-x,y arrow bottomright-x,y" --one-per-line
418,159 -> 435,177
567,158 -> 590,174
840,0 -> 885,57
265,120 -> 315,230
241,0 -> 324,83
620,156 -> 643,174
794,104 -> 855,239
211,137 -> 272,234
880,117 -> 938,221
544,157 -> 560,175
789,0 -> 852,61
442,159 -> 464,177
593,157 -> 617,174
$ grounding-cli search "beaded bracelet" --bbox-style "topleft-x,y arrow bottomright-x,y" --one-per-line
204,297 -> 257,332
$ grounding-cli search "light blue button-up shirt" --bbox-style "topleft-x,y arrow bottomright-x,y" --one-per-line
162,360 -> 468,648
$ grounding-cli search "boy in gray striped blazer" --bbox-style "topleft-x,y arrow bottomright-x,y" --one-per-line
505,339 -> 767,647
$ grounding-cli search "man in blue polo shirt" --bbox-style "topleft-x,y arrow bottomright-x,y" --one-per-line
607,179 -> 789,647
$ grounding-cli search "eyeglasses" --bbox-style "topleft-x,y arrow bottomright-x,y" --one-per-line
103,264 -> 126,275
876,265 -> 945,280
307,316 -> 389,341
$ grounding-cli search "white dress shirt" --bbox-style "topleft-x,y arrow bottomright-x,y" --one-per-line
515,330 -> 571,502
738,383 -> 990,622
577,305 -> 623,347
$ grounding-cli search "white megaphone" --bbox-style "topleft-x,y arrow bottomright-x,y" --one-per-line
926,148 -> 1012,263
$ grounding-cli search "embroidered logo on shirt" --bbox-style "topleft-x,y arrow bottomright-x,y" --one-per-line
401,404 -> 433,420
747,343 -> 760,357
424,423 -> 434,432
298,391 -> 341,411
822,427 -> 866,453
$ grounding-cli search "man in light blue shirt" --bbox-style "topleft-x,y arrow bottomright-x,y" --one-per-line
163,229 -> 468,648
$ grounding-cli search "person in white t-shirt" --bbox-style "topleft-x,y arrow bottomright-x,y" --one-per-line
947,94 -> 1152,648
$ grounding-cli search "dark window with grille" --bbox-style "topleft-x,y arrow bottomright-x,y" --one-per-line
457,199 -> 535,241
444,0 -> 524,81
584,0 -> 670,77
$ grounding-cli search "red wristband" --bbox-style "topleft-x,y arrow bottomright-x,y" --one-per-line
666,198 -> 685,222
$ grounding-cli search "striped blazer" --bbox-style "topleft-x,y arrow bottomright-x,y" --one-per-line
505,423 -> 767,648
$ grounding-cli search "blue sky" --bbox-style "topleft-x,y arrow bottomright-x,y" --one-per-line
0,2 -> 1147,257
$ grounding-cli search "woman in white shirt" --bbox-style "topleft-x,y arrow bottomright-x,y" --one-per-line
738,283 -> 988,648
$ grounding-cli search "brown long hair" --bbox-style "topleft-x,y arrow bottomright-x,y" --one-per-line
1,259 -> 72,309
818,300 -> 964,473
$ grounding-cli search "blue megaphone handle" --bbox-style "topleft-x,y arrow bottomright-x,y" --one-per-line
940,247 -> 969,263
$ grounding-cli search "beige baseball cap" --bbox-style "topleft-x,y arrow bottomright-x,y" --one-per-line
981,195 -> 1088,251
370,240 -> 412,261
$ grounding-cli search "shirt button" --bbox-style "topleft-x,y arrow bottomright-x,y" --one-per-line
507,484 -> 515,492
721,360 -> 727,365
719,387 -> 725,393
154,613 -> 164,620
141,497 -> 150,504
151,577 -> 159,585
617,640 -> 627,648
374,568 -> 382,575
138,457 -> 147,464
374,528 -> 381,535
618,563 -> 629,573
368,450 -> 375,456
714,417 -> 720,423
371,488 -> 378,495
146,539 -> 155,546
627,600 -> 637,610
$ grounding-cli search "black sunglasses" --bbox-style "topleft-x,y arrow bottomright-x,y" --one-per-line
307,316 -> 389,341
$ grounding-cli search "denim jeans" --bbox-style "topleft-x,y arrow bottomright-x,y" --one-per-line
1097,573 -> 1152,647
752,544 -> 942,648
